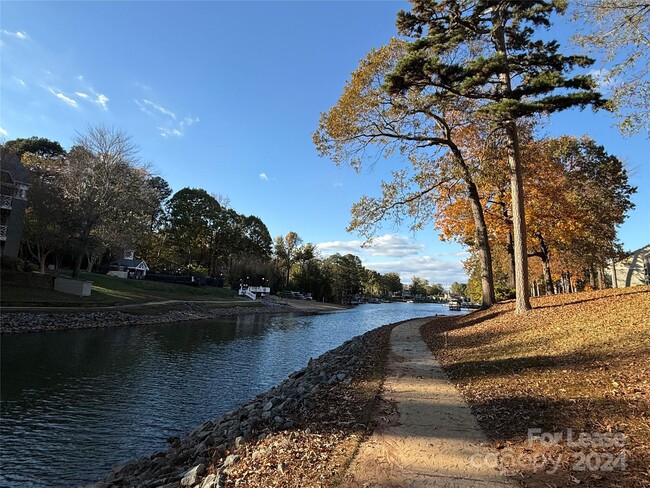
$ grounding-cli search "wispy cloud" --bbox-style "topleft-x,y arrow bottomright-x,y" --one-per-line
136,96 -> 197,138
90,89 -> 109,110
13,77 -> 26,87
0,127 -> 8,137
158,127 -> 183,138
143,99 -> 176,119
75,92 -> 90,99
334,182 -> 344,188
259,172 -> 269,181
47,87 -> 78,108
318,234 -> 425,258
135,82 -> 152,92
1,30 -> 29,40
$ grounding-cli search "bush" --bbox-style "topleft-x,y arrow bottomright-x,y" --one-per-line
24,262 -> 39,273
0,256 -> 24,271
495,284 -> 516,301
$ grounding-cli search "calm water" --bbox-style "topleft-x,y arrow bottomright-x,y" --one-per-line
1,302 -> 462,487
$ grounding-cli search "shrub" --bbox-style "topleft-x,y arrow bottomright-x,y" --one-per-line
495,284 -> 516,301
0,256 -> 24,271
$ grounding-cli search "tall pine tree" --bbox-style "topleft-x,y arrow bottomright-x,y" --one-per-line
386,0 -> 603,313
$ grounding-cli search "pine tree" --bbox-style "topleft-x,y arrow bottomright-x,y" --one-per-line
387,0 -> 603,313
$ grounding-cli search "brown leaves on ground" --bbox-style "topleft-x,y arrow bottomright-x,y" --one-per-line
421,286 -> 650,488
206,325 -> 394,487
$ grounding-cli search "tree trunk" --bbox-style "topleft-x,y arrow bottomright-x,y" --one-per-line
598,265 -> 605,289
505,121 -> 531,312
72,252 -> 84,278
611,259 -> 618,288
449,144 -> 495,308
499,197 -> 516,289
492,9 -> 531,313
506,232 -> 515,289
467,181 -> 496,308
542,257 -> 554,295
589,266 -> 597,289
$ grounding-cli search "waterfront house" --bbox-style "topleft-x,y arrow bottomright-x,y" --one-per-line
108,250 -> 149,279
611,244 -> 650,288
0,150 -> 30,258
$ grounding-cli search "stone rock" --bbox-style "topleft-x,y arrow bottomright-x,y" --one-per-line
222,454 -> 240,468
262,401 -> 273,412
200,473 -> 217,488
180,463 -> 206,486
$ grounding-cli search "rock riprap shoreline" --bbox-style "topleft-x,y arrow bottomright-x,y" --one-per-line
87,324 -> 393,488
0,300 -> 292,334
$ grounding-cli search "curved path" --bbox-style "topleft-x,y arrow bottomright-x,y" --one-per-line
344,318 -> 515,487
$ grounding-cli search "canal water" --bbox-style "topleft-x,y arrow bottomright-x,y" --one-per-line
1,302 -> 463,487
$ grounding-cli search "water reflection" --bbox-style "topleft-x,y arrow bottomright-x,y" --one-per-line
1,303 -> 462,486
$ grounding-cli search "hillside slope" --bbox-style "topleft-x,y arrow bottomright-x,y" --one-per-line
421,286 -> 650,488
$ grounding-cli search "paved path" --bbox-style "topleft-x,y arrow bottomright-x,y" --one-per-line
344,318 -> 515,487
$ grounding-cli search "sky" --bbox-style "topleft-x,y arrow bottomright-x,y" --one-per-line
1,1 -> 648,286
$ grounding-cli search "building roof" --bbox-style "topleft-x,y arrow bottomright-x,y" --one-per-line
111,258 -> 149,270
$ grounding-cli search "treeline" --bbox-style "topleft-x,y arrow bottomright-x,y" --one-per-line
1,129 -> 406,303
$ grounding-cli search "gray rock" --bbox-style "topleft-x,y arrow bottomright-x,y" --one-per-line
262,400 -> 273,412
200,473 -> 217,488
222,454 -> 240,468
180,463 -> 206,486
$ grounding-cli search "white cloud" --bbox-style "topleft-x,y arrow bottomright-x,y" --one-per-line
364,255 -> 468,285
135,99 -> 152,115
1,30 -> 29,40
137,98 -> 197,138
259,172 -> 269,181
365,235 -> 426,257
158,127 -> 183,138
334,182 -> 343,188
317,234 -> 468,284
135,82 -> 152,92
318,234 -> 424,258
14,77 -> 26,87
182,116 -> 199,126
73,80 -> 109,110
48,87 -> 78,107
93,92 -> 109,110
143,99 -> 176,119
0,127 -> 8,137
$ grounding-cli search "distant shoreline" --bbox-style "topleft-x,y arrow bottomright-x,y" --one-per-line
0,297 -> 348,334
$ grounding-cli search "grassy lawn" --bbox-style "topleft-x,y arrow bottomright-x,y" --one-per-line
421,286 -> 650,487
1,271 -> 236,307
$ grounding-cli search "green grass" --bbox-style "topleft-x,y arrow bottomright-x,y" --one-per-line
1,271 -> 236,307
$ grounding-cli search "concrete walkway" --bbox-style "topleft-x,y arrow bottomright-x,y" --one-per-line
344,318 -> 515,487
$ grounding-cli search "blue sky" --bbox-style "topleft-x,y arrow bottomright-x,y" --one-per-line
1,1 -> 648,285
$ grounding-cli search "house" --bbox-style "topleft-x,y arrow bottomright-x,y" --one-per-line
108,250 -> 149,279
0,150 -> 30,258
611,244 -> 650,288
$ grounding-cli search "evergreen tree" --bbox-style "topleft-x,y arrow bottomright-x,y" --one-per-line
387,0 -> 603,313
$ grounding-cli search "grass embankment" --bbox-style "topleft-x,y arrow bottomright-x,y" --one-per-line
421,286 -> 650,488
0,271 -> 237,307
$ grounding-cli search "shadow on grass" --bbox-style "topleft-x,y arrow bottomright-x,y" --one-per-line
532,288 -> 650,310
444,351 -> 611,380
